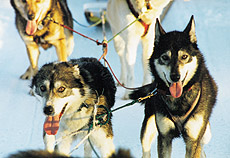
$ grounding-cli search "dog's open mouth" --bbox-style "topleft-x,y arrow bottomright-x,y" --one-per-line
164,72 -> 188,98
43,103 -> 68,135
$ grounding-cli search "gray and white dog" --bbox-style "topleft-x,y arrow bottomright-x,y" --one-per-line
31,58 -> 116,157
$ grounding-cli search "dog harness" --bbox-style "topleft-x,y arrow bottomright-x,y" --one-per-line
126,0 -> 151,37
148,82 -> 201,133
161,89 -> 201,133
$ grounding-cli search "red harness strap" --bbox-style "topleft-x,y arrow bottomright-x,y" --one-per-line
126,0 -> 150,37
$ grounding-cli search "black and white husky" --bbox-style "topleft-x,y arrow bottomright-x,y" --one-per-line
31,57 -> 116,157
130,16 -> 218,158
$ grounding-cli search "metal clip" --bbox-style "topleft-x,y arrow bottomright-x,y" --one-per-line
150,87 -> 158,96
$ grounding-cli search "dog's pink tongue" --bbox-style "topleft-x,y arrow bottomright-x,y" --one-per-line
44,115 -> 60,135
169,82 -> 183,98
26,20 -> 37,35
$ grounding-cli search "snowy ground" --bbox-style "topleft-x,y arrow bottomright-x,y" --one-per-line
0,0 -> 230,157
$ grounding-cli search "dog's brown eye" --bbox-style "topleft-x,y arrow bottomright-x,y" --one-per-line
57,86 -> 65,93
40,85 -> 46,92
182,55 -> 188,60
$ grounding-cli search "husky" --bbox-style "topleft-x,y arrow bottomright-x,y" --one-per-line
31,57 -> 116,157
107,0 -> 171,99
130,16 -> 218,158
10,0 -> 74,80
7,148 -> 132,158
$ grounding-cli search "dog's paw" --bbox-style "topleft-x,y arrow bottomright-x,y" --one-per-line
29,89 -> 34,96
116,82 -> 125,87
20,66 -> 37,80
20,73 -> 33,80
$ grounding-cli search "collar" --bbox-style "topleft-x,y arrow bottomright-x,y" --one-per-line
126,0 -> 150,37
34,10 -> 53,32
145,0 -> 152,9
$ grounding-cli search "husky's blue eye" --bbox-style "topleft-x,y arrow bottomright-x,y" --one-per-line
40,85 -> 46,92
57,86 -> 65,93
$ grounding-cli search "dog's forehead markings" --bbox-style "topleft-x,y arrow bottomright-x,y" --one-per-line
54,81 -> 63,88
43,80 -> 50,87
160,50 -> 171,58
166,50 -> 171,56
178,50 -> 188,56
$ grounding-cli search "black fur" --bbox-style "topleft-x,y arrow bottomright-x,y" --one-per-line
31,57 -> 116,108
129,16 -> 218,157
31,57 -> 117,156
129,83 -> 156,102
130,16 -> 217,125
69,58 -> 116,108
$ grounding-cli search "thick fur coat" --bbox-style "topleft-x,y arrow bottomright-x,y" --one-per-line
11,0 -> 74,79
130,16 -> 217,158
31,58 -> 116,157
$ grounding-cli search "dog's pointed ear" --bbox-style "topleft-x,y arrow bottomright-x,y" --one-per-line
155,18 -> 166,43
73,65 -> 80,78
184,15 -> 197,43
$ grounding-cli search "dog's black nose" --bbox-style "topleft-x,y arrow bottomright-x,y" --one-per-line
44,106 -> 54,115
170,73 -> 180,82
28,13 -> 35,20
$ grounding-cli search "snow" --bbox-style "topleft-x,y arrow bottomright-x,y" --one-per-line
0,0 -> 230,157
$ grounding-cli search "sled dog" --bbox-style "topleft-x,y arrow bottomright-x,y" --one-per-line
10,0 -> 74,79
31,58 -> 116,157
130,16 -> 217,158
107,0 -> 171,99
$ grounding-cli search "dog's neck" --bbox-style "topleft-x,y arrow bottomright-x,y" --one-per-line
160,86 -> 201,133
126,0 -> 151,37
129,0 -> 152,13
